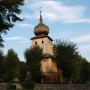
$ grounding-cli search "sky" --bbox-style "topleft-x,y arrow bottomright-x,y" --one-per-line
2,0 -> 90,62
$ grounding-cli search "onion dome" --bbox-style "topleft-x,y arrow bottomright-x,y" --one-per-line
34,11 -> 49,36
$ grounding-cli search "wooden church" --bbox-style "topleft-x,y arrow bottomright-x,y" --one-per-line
31,11 -> 63,84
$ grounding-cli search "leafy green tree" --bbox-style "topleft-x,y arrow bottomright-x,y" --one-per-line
24,46 -> 43,83
80,59 -> 90,83
0,49 -> 4,60
54,39 -> 79,82
0,49 -> 4,81
86,62 -> 90,83
72,55 -> 90,84
72,55 -> 84,83
19,61 -> 27,82
4,49 -> 20,82
54,39 -> 90,84
0,0 -> 24,47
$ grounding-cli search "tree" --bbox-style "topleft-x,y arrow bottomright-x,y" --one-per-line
54,39 -> 79,82
0,0 -> 24,47
72,54 -> 84,83
0,49 -> 4,81
24,46 -> 43,83
19,61 -> 27,82
0,49 -> 4,60
86,62 -> 90,83
4,49 -> 20,82
80,59 -> 90,83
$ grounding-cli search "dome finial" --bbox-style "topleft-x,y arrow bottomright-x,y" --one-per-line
40,7 -> 42,23
34,8 -> 49,36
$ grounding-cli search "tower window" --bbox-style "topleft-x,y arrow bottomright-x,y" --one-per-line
35,42 -> 37,45
42,41 -> 44,43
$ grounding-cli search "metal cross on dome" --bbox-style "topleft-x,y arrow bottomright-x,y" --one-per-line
40,7 -> 42,15
40,7 -> 43,22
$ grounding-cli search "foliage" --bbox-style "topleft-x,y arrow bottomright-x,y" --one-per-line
72,55 -> 84,83
21,80 -> 35,90
0,49 -> 28,83
0,0 -> 24,47
54,39 -> 90,84
55,40 -> 78,79
72,55 -> 90,84
3,49 -> 20,82
24,45 -> 43,83
0,49 -> 3,60
0,49 -> 4,81
80,59 -> 90,83
19,61 -> 27,82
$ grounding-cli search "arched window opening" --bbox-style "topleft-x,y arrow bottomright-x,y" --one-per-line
42,41 -> 44,44
35,42 -> 37,45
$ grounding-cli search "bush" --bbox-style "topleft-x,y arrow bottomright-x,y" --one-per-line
21,80 -> 35,90
86,81 -> 90,84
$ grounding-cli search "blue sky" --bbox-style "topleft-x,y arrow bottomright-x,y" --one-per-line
2,0 -> 90,61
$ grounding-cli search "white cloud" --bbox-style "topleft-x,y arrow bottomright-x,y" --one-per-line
4,36 -> 27,41
19,13 -> 33,19
20,40 -> 30,43
17,23 -> 34,28
4,36 -> 31,44
24,0 -> 28,4
71,34 -> 90,42
25,0 -> 90,23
